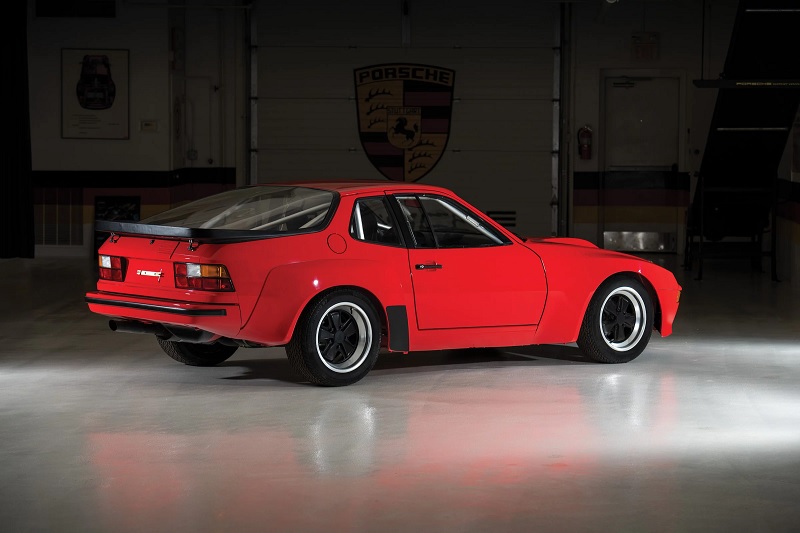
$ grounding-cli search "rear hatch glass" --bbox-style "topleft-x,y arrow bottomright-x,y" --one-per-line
143,186 -> 335,233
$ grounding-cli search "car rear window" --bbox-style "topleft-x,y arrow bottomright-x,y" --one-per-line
142,186 -> 335,233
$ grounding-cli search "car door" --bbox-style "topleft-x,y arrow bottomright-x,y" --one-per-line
392,194 -> 547,330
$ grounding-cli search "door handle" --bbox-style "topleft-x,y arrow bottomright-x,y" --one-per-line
415,263 -> 442,270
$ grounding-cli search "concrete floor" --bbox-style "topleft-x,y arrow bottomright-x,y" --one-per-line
1,256 -> 799,532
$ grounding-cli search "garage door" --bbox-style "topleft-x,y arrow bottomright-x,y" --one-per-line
256,1 -> 559,236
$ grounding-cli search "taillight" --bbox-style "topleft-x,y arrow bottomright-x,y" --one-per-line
98,255 -> 126,281
174,263 -> 234,291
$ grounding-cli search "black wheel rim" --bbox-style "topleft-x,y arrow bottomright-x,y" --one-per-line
599,287 -> 645,351
315,302 -> 372,372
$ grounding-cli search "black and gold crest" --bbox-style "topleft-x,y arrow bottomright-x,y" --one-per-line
355,63 -> 455,182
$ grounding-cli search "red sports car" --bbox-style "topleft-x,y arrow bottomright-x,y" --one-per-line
86,182 -> 681,386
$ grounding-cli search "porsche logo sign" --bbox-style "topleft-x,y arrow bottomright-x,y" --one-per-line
355,63 -> 455,182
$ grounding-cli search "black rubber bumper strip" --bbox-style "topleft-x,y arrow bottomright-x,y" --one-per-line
85,297 -> 227,316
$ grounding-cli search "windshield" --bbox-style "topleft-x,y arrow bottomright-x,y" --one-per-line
142,186 -> 335,233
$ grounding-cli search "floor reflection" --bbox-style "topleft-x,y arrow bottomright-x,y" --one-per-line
3,258 -> 800,531
84,367 -> 694,530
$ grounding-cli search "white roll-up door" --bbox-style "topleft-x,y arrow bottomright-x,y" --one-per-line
256,1 -> 559,236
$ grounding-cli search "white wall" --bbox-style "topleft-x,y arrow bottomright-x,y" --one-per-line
255,0 -> 560,237
569,0 -> 741,247
28,0 -> 247,258
171,5 -> 246,174
571,0 -> 739,176
28,0 -> 171,171
27,0 -> 245,175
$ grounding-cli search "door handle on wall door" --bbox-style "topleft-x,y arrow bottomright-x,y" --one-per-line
415,263 -> 442,270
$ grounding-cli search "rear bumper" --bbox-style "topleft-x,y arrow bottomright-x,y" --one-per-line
85,295 -> 227,316
85,291 -> 241,337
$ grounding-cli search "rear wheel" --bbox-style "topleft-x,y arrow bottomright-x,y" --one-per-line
286,290 -> 381,386
157,338 -> 238,366
577,277 -> 654,364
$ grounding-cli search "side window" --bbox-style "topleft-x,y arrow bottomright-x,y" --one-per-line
349,196 -> 402,246
395,195 -> 510,248
395,196 -> 435,247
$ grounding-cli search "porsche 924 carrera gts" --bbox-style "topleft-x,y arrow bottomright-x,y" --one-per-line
85,182 -> 681,386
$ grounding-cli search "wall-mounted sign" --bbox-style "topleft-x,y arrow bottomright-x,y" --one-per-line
61,48 -> 129,139
355,63 -> 455,182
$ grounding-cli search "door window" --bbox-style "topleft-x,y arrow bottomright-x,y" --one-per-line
395,195 -> 510,248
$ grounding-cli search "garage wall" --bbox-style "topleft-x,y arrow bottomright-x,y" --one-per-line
778,116 -> 800,283
27,0 -> 245,257
571,0 -> 739,175
256,0 -> 559,236
28,1 -> 171,171
170,5 -> 246,174
570,0 -> 739,245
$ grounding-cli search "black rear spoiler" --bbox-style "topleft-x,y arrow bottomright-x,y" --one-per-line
95,220 -> 297,244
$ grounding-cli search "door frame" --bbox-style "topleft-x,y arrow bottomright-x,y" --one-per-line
597,68 -> 688,247
598,68 -> 688,173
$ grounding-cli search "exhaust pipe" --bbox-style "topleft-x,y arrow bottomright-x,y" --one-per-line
109,320 -> 171,338
109,320 -> 216,343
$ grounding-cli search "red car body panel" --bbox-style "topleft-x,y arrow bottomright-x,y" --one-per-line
407,244 -> 546,329
526,240 -> 680,345
86,181 -> 681,355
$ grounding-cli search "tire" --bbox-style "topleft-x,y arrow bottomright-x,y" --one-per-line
577,276 -> 654,364
157,338 -> 238,367
286,290 -> 381,386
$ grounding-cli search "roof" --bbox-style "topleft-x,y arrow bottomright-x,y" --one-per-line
264,180 -> 453,196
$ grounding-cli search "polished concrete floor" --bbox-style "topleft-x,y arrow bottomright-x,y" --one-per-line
1,256 -> 799,532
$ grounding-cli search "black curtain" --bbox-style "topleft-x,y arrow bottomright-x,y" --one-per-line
1,2 -> 35,258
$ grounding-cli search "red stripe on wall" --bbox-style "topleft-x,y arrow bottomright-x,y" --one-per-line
573,189 -> 690,207
81,188 -> 171,206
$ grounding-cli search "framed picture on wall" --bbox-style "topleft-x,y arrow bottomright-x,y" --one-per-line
61,48 -> 129,139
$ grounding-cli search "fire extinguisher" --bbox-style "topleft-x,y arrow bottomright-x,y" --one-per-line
577,125 -> 593,160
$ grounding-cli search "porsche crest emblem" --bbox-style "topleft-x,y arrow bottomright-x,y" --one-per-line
355,63 -> 455,182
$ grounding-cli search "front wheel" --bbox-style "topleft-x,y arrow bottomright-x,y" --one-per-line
157,338 -> 238,366
577,277 -> 654,364
286,290 -> 381,386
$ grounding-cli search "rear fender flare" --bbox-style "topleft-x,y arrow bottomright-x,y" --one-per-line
239,259 -> 409,346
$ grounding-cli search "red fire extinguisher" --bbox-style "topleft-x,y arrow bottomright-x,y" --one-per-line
577,125 -> 593,160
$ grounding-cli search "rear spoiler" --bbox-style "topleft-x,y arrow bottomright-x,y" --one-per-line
96,220 -> 300,244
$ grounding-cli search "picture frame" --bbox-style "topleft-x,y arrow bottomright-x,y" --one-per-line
61,48 -> 129,139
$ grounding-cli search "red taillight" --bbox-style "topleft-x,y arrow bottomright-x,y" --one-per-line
174,263 -> 234,292
98,255 -> 126,281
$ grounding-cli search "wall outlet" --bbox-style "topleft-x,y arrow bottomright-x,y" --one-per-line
140,119 -> 159,133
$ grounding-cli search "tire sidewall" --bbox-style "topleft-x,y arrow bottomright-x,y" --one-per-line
157,338 -> 237,366
578,276 -> 654,364
294,290 -> 381,386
